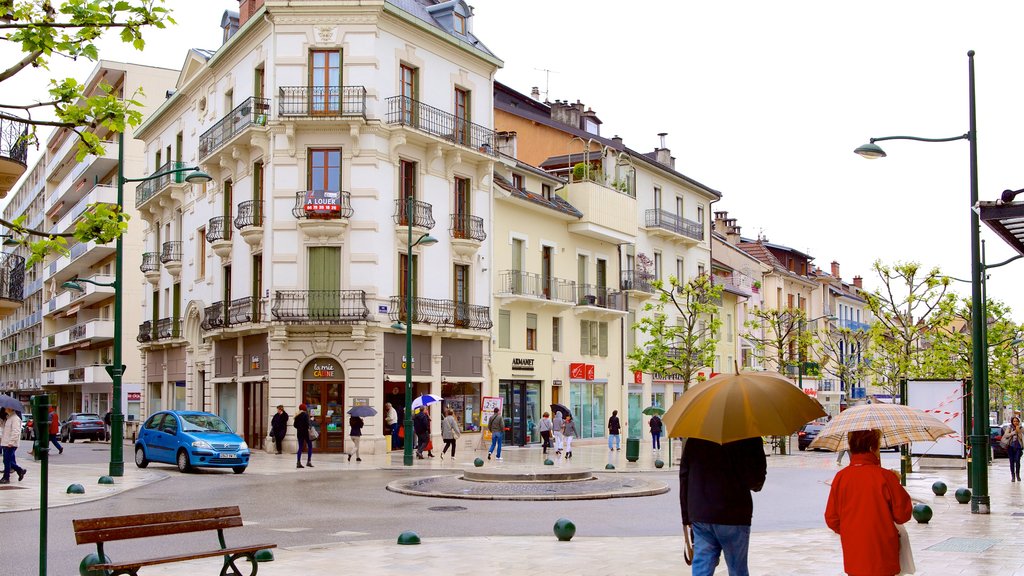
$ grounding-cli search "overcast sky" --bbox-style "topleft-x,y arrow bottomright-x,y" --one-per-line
3,0 -> 1024,318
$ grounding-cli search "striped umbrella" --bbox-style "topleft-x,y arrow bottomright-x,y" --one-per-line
808,403 -> 955,451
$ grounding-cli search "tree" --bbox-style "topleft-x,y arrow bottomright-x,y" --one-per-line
628,274 -> 723,392
816,323 -> 872,394
0,0 -> 175,265
742,307 -> 807,375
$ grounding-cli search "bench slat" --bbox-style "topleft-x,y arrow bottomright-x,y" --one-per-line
89,543 -> 277,572
74,506 -> 241,533
75,516 -> 243,545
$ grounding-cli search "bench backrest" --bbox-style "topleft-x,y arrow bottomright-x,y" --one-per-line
73,506 -> 243,545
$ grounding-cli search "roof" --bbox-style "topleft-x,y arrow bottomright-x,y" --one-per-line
979,200 -> 1024,256
493,172 -> 582,219
389,0 -> 497,59
737,238 -> 817,286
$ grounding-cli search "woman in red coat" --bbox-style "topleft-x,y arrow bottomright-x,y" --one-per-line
825,429 -> 912,576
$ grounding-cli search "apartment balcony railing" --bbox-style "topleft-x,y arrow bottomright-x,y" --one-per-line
271,290 -> 369,323
393,199 -> 435,229
278,85 -> 367,118
292,191 -> 353,219
388,296 -> 492,330
137,320 -> 152,343
0,116 -> 28,195
384,96 -> 497,155
206,216 -> 232,242
575,284 -> 627,311
645,209 -> 703,241
620,269 -> 653,293
44,318 -> 114,350
160,241 -> 182,264
202,297 -> 263,330
449,213 -> 486,241
155,317 -> 179,341
497,270 -> 576,303
838,318 -> 871,332
711,274 -> 750,296
135,160 -> 187,208
233,200 -> 263,229
0,252 -> 25,303
198,96 -> 270,160
140,252 -> 160,273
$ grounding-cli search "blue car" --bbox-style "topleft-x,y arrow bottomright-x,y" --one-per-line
134,410 -> 250,474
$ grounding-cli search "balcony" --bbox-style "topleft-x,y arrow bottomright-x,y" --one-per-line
135,160 -> 188,212
561,181 -> 637,243
838,318 -> 871,332
620,269 -> 654,299
393,199 -> 435,245
49,365 -> 112,387
293,190 -> 353,240
271,290 -> 369,323
140,252 -> 160,284
45,273 -> 114,318
198,96 -> 270,167
388,296 -> 492,330
385,96 -> 498,157
51,184 -> 117,235
201,297 -> 263,331
573,284 -> 628,319
42,240 -> 116,284
278,85 -> 367,119
160,241 -> 182,277
47,140 -> 117,212
0,252 -> 24,320
206,216 -> 233,259
43,318 -> 115,351
711,274 -> 751,298
449,213 -> 485,257
644,209 -> 704,244
495,270 -> 575,309
137,317 -> 180,344
0,116 -> 28,197
233,200 -> 264,249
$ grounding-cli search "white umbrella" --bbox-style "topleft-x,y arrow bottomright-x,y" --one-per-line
411,394 -> 443,410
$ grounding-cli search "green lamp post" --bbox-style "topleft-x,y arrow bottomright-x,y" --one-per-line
61,134 -> 210,477
389,195 -> 436,466
854,50 -> 989,514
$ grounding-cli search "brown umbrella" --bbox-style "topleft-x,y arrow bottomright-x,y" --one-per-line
663,370 -> 826,444
808,403 -> 955,451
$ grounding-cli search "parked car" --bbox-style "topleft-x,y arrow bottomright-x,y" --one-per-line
134,410 -> 250,474
60,413 -> 105,442
20,413 -> 33,440
991,423 -> 1011,459
797,423 -> 825,451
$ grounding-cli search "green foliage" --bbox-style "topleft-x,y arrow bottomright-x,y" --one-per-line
742,307 -> 807,374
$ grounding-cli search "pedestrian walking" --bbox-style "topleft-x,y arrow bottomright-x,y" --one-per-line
608,410 -> 622,451
825,429 -> 913,576
1,407 -> 26,484
1002,416 -> 1024,481
835,448 -> 847,465
270,405 -> 288,455
294,404 -> 314,468
440,408 -> 461,460
539,412 -> 553,455
649,414 -> 663,450
552,410 -> 564,455
48,406 -> 63,454
103,409 -> 112,442
384,402 -> 399,450
347,414 -> 363,462
563,414 -> 577,459
413,408 -> 430,459
487,407 -> 505,460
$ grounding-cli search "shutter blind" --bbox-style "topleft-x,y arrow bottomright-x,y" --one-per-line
599,322 -> 608,356
498,310 -> 510,349
580,320 -> 589,355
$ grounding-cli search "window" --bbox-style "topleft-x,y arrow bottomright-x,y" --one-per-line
454,264 -> 469,327
654,252 -> 662,282
676,258 -> 685,284
197,227 -> 206,280
399,159 -> 416,225
310,50 -> 341,114
400,64 -> 418,123
626,310 -> 636,353
552,317 -> 561,352
675,196 -> 683,219
579,320 -> 609,356
453,177 -> 470,238
453,12 -> 466,33
653,186 -> 662,211
542,183 -> 552,200
512,173 -> 524,189
697,263 -> 705,277
454,87 -> 470,145
697,205 -> 705,228
310,149 -> 342,192
498,310 -> 510,349
526,313 -> 537,351
727,313 -> 733,342
441,382 -> 480,431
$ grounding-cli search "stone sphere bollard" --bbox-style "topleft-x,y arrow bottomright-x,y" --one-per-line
605,463 -> 615,470
67,483 -> 85,494
954,487 -> 972,504
931,481 -> 947,496
544,458 -> 554,466
79,553 -> 112,576
553,518 -> 576,541
473,457 -> 484,467
397,531 -> 421,545
654,459 -> 665,469
912,504 -> 933,523
98,476 -> 114,485
254,549 -> 275,562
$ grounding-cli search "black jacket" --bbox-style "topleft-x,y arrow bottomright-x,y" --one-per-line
293,411 -> 310,441
608,416 -> 621,435
271,411 -> 289,438
349,416 -> 364,437
679,437 -> 766,526
649,416 -> 662,434
413,411 -> 429,435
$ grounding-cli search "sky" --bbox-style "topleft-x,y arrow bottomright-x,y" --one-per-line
3,0 -> 1024,318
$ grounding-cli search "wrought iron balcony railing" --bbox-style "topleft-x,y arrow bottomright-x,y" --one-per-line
0,116 -> 28,166
135,160 -> 187,207
271,290 -> 369,323
154,317 -> 179,341
233,200 -> 263,229
206,216 -> 232,242
498,270 -> 576,303
198,96 -> 270,160
385,96 -> 497,155
388,296 -> 492,330
140,252 -> 160,273
393,199 -> 435,229
449,213 -> 486,241
202,297 -> 262,330
620,269 -> 653,293
575,284 -> 627,311
160,241 -> 182,264
292,190 -> 353,219
0,252 -> 24,303
278,85 -> 367,118
645,209 -> 703,241
137,320 -> 152,343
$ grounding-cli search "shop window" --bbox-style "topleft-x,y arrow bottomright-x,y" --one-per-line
441,381 -> 481,432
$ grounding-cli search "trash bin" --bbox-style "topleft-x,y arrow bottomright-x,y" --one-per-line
626,437 -> 640,462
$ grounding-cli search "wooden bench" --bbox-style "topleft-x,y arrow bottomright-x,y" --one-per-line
73,506 -> 276,576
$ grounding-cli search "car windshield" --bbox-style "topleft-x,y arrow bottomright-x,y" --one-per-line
180,414 -> 232,433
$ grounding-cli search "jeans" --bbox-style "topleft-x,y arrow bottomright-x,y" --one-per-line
2,446 -> 24,480
1009,443 -> 1022,479
489,431 -> 504,458
691,522 -> 751,576
652,432 -> 661,450
296,438 -> 313,463
390,423 -> 400,449
608,434 -> 621,450
49,436 -> 63,452
416,432 -> 429,456
442,438 -> 456,457
541,431 -> 551,452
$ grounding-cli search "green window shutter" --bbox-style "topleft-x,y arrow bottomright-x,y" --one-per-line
499,310 -> 510,349
308,247 -> 341,317
599,322 -> 608,357
580,320 -> 590,355
591,322 -> 600,356
552,317 -> 560,352
526,313 -> 537,330
172,283 -> 181,338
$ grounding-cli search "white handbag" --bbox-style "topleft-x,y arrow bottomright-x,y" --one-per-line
897,523 -> 916,575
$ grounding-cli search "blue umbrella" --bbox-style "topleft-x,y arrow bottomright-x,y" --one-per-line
0,394 -> 21,412
347,406 -> 377,418
412,394 -> 443,410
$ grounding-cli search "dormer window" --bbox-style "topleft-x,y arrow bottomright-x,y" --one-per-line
453,12 -> 466,34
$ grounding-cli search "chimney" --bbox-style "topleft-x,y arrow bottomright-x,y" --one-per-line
238,0 -> 264,27
728,225 -> 741,245
530,86 -> 540,100
830,261 -> 840,279
853,275 -> 863,289
612,135 -> 623,148
655,132 -> 674,168
713,211 -> 729,232
550,100 -> 581,130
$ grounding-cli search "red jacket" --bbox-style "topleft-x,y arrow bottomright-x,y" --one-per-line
49,412 -> 60,435
825,453 -> 912,576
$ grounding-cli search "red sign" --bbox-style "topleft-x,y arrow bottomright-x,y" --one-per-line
304,190 -> 341,218
633,370 -> 643,384
569,363 -> 586,379
803,388 -> 817,397
585,364 -> 595,381
127,392 -> 141,402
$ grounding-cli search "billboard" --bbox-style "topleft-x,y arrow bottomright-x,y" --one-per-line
906,379 -> 965,458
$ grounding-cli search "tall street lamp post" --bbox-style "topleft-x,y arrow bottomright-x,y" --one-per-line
390,195 -> 436,466
62,134 -> 210,477
854,50 -> 989,513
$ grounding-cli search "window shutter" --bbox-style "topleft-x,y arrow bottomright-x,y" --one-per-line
526,313 -> 537,330
599,322 -> 608,356
580,320 -> 590,355
499,310 -> 510,349
552,317 -> 561,352
591,322 -> 600,356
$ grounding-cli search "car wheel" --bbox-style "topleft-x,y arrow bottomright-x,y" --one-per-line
135,446 -> 149,468
232,466 -> 247,474
176,450 -> 192,473
68,434 -> 75,443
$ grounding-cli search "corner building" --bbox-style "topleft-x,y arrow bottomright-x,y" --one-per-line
134,0 -> 500,453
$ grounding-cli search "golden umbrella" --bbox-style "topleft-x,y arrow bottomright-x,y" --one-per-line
663,370 -> 826,443
808,402 -> 955,451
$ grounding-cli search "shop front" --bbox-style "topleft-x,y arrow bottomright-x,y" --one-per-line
498,379 -> 541,445
302,357 -> 345,453
439,338 -> 485,434
382,333 -> 432,435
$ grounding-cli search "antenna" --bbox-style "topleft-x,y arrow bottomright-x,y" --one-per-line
534,68 -> 558,101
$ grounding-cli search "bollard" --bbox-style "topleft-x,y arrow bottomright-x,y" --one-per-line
473,458 -> 484,467
912,504 -> 933,523
954,487 -> 972,504
67,484 -> 85,494
254,549 -> 275,562
553,518 -> 576,541
932,481 -> 947,496
605,463 -> 615,470
654,459 -> 665,469
397,531 -> 421,545
98,476 -> 114,485
79,553 -> 112,576
544,458 -> 554,466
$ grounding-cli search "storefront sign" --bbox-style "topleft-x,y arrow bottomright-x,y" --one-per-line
803,388 -> 817,397
586,365 -> 595,381
511,357 -> 535,371
303,358 -> 341,379
480,396 -> 503,443
634,370 -> 643,384
127,392 -> 142,402
569,363 -> 595,381
250,355 -> 261,370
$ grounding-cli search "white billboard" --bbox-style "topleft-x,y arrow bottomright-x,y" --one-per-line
907,379 -> 965,458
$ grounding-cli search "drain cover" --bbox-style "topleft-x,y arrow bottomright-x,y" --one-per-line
925,537 -> 999,553
428,506 -> 467,512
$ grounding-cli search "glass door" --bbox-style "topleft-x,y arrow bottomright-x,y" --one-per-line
628,386 -> 643,439
302,380 -> 345,452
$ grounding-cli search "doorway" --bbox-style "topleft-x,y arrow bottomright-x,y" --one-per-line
499,380 -> 541,446
302,380 -> 345,452
243,380 -> 267,450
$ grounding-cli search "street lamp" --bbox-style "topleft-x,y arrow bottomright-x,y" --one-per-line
62,134 -> 210,477
854,50 -> 990,513
389,195 -> 437,466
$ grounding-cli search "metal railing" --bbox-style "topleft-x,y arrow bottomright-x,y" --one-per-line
278,85 -> 367,118
202,297 -> 262,330
198,96 -> 270,160
271,290 -> 369,323
388,296 -> 492,330
711,274 -> 748,295
154,317 -> 179,341
233,200 -> 263,229
140,252 -> 159,273
206,216 -> 232,242
160,241 -> 182,264
393,199 -> 435,229
135,160 -> 187,207
137,321 -> 152,343
292,190 -> 353,219
0,253 -> 24,303
385,96 -> 497,155
645,209 -> 703,241
575,284 -> 627,311
620,269 -> 653,293
449,213 -> 486,241
497,270 -> 576,303
0,116 -> 28,165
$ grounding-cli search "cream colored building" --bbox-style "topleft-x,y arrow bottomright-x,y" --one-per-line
710,225 -> 771,371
